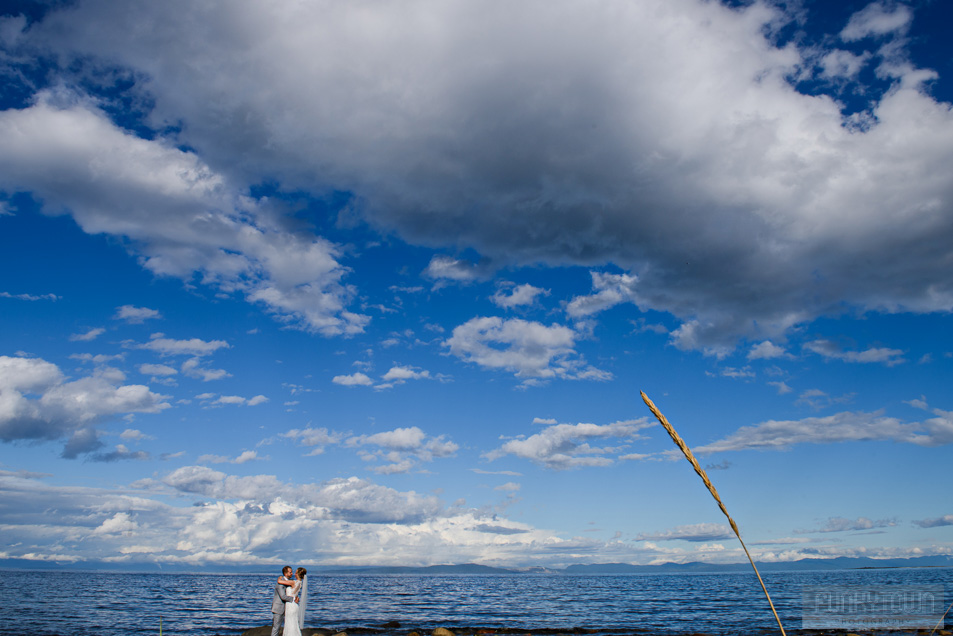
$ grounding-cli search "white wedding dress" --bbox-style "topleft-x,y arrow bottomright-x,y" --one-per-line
283,576 -> 307,636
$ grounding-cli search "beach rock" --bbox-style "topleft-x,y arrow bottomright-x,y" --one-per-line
378,621 -> 401,629
433,628 -> 455,636
408,631 -> 421,636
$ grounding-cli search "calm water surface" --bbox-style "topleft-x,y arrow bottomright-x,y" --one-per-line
1,568 -> 949,636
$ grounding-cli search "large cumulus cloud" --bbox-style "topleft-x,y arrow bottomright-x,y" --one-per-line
0,355 -> 169,457
3,0 -> 953,350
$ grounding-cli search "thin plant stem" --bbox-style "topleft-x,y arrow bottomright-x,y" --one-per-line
930,599 -> 952,636
641,391 -> 786,636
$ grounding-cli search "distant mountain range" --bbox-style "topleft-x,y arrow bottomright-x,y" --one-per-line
559,555 -> 953,573
3,555 -> 951,574
315,555 -> 953,575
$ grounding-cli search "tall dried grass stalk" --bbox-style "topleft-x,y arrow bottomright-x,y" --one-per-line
930,600 -> 953,636
641,391 -> 786,636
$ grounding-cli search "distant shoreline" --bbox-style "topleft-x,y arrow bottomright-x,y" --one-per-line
2,555 -> 951,575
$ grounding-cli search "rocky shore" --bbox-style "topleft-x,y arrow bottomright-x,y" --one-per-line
238,625 -> 952,636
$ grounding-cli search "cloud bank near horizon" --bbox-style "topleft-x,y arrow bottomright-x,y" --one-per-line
1,466 -> 945,568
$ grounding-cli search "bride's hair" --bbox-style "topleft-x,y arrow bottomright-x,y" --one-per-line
296,567 -> 307,578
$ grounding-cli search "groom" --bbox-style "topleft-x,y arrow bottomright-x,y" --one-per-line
271,565 -> 298,636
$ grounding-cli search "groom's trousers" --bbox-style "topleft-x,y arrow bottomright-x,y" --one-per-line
271,611 -> 284,636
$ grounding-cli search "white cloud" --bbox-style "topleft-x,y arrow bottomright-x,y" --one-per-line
346,426 -> 458,474
134,333 -> 230,357
619,452 -> 652,461
799,517 -> 898,534
491,283 -> 549,309
138,363 -> 177,377
906,399 -> 953,447
0,355 -> 169,457
747,341 -> 790,360
485,419 -> 653,470
72,353 -> 124,365
283,427 -> 343,455
637,523 -> 734,542
631,318 -> 669,335
380,365 -> 430,384
470,468 -> 522,477
693,408 -> 953,454
114,305 -> 162,324
423,256 -> 486,285
719,366 -> 754,379
332,372 -> 373,387
233,450 -> 258,464
181,357 -> 231,382
69,327 -> 105,342
163,467 -> 443,524
3,1 -> 952,352
0,92 -> 367,337
819,49 -> 871,79
566,272 -> 639,318
88,444 -> 150,463
795,388 -> 855,410
841,2 -> 912,41
804,340 -> 905,366
494,482 -> 521,492
768,381 -> 793,395
445,316 -> 610,383
352,427 -> 427,450
0,291 -> 59,301
198,450 -> 260,465
195,393 -> 268,408
92,512 -> 139,536
119,428 -> 153,442
913,515 -> 953,529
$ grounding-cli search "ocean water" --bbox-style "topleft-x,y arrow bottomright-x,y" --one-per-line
1,567 -> 949,636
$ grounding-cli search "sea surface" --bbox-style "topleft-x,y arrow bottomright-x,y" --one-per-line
1,567 -> 949,636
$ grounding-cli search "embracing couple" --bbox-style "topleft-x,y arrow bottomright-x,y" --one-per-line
271,565 -> 308,636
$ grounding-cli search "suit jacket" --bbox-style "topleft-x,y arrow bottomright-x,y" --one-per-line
272,582 -> 295,614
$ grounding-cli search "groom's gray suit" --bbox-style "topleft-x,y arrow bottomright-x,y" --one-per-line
271,581 -> 295,636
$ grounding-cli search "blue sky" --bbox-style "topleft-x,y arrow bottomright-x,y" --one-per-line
1,0 -> 952,569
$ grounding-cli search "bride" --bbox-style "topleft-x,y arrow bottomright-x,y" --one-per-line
282,567 -> 308,636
